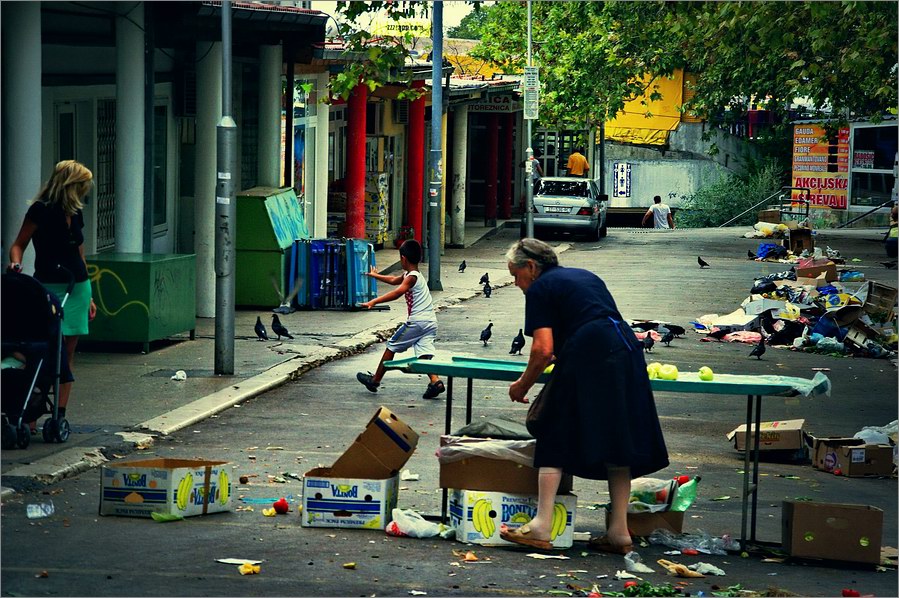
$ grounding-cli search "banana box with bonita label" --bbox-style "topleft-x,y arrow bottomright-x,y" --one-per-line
449,489 -> 577,548
99,458 -> 232,518
301,467 -> 399,529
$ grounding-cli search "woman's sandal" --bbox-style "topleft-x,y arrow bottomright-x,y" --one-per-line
588,535 -> 633,555
499,524 -> 553,551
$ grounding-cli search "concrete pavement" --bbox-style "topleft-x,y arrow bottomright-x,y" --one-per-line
0,221 -> 528,490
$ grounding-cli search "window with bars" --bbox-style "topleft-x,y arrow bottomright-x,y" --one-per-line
96,99 -> 116,251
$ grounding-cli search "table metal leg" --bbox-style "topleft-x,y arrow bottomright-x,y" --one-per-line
740,394 -> 752,552
445,376 -> 454,436
465,378 -> 474,425
750,394 -> 762,544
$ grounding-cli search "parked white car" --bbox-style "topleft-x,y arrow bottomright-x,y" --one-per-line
522,177 -> 608,241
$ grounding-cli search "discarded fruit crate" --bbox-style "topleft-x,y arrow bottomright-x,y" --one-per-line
864,282 -> 897,324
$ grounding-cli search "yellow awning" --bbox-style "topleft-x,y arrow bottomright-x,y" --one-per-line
605,70 -> 685,146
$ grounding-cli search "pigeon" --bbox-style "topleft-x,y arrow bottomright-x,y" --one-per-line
747,249 -> 757,260
880,261 -> 897,269
660,330 -> 675,346
480,322 -> 493,346
479,272 -> 490,285
254,316 -> 269,341
642,333 -> 654,352
483,282 -> 492,298
271,314 -> 294,340
698,256 -> 710,268
749,337 -> 766,360
509,329 -> 526,355
458,260 -> 467,273
272,276 -> 303,315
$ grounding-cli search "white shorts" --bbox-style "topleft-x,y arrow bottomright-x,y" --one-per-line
387,320 -> 438,357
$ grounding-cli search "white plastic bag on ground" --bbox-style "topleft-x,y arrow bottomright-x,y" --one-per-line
385,509 -> 448,538
854,420 -> 897,446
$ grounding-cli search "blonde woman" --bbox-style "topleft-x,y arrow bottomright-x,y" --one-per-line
8,160 -> 97,428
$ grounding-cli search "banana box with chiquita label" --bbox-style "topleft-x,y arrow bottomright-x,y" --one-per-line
99,458 -> 232,518
301,467 -> 399,529
449,489 -> 577,548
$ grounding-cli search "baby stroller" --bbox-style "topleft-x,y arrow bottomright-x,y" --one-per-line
1,268 -> 74,449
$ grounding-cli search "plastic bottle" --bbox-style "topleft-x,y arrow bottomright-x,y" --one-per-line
669,476 -> 701,512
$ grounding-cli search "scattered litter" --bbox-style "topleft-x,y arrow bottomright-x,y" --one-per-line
216,558 -> 263,565
386,509 -> 448,538
663,550 -> 682,556
624,551 -> 655,574
238,563 -> 261,575
689,562 -> 726,576
342,562 -> 356,570
527,553 -> 570,560
761,557 -> 787,563
648,529 -> 732,555
710,496 -> 732,501
35,571 -> 49,578
270,476 -> 287,483
400,469 -> 420,481
265,446 -> 284,451
614,570 -> 641,580
408,591 -> 427,596
26,501 -> 54,519
658,559 -> 705,578
262,508 -> 277,517
170,370 -> 187,381
150,512 -> 183,523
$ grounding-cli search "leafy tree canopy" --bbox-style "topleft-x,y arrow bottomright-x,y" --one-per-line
467,1 -> 898,128
447,4 -> 489,39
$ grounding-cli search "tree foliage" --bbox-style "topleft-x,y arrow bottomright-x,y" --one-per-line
468,1 -> 898,129
447,4 -> 489,39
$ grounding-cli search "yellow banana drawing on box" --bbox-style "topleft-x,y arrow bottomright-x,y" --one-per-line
550,502 -> 567,541
218,470 -> 230,505
175,472 -> 193,511
471,498 -> 495,538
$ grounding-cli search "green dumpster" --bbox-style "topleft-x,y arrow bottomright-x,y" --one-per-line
85,253 -> 196,353
236,186 -> 309,307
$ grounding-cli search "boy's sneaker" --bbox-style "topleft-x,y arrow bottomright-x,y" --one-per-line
423,380 -> 445,400
356,372 -> 380,393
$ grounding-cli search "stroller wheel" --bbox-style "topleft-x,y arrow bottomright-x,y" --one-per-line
56,418 -> 70,443
15,423 -> 30,449
2,423 -> 16,450
42,419 -> 54,443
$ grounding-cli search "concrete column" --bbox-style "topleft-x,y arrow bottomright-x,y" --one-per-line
1,2 -> 41,272
114,10 -> 145,252
257,44 -> 282,188
346,82 -> 367,239
195,42 -> 222,317
485,113 -> 499,226
440,109 -> 447,251
313,72 -> 330,238
450,105 -> 468,246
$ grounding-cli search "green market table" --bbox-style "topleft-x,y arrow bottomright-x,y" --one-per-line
384,355 -> 831,550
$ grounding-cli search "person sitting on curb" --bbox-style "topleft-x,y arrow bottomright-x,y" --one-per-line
355,239 -> 446,400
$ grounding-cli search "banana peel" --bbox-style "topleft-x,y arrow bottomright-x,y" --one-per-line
657,559 -> 705,578
262,507 -> 277,517
238,563 -> 261,575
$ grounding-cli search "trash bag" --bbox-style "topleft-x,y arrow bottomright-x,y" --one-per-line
453,417 -> 532,440
816,337 -> 846,354
853,420 -> 896,445
627,478 -> 679,513
754,269 -> 797,284
385,509 -> 449,538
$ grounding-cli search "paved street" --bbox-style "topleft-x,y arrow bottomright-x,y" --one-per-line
2,226 -> 897,596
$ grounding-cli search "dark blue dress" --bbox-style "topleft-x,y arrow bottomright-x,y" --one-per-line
524,265 -> 669,480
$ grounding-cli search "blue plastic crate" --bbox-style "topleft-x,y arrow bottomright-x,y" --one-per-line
310,240 -> 347,309
288,240 -> 311,308
346,239 -> 378,307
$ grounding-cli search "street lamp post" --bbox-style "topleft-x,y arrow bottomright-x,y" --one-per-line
525,0 -> 535,238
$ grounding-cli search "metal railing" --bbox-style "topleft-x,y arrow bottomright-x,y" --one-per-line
717,186 -> 811,228
837,198 -> 895,229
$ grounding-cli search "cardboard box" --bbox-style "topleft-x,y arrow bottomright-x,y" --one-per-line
863,282 -> 897,324
449,489 -> 577,548
438,436 -> 572,494
330,407 -> 419,479
99,458 -> 232,518
782,500 -> 883,564
606,509 -> 684,537
758,209 -> 781,224
726,419 -> 806,452
301,467 -> 398,529
810,437 -> 894,477
710,309 -> 759,332
784,228 -> 814,254
743,298 -> 787,316
795,258 -> 837,282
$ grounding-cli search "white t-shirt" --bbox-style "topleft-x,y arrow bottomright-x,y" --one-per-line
404,270 -> 436,322
650,203 -> 672,229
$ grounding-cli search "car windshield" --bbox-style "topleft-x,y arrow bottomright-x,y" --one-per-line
536,180 -> 588,197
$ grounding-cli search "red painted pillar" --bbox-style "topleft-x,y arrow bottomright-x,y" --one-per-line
346,82 -> 367,239
406,80 -> 426,243
500,113 -> 514,219
485,113 -> 499,224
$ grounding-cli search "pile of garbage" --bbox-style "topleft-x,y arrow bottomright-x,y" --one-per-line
694,245 -> 897,359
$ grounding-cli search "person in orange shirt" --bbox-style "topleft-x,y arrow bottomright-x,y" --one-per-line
566,147 -> 589,178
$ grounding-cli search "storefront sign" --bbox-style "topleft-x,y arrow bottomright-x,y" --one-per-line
468,95 -> 522,113
853,150 -> 875,169
791,124 -> 849,209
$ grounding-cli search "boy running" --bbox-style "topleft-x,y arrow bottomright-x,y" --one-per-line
356,239 -> 446,400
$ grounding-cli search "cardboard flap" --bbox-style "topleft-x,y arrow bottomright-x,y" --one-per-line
330,407 -> 419,479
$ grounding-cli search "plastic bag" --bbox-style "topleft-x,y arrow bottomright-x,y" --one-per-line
669,478 -> 699,512
627,477 -> 679,513
385,509 -> 448,538
816,337 -> 846,354
624,551 -> 655,573
437,437 -> 535,466
647,529 -> 731,556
